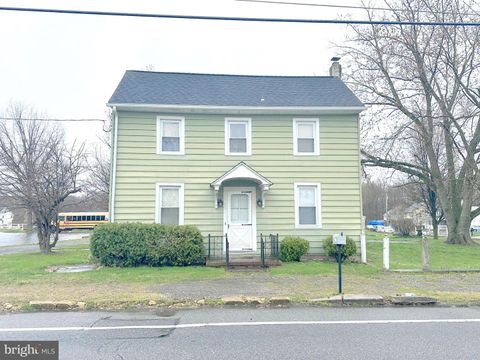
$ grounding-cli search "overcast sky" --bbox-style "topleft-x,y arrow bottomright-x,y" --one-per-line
0,0 -> 372,145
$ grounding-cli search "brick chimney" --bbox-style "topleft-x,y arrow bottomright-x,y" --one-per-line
329,57 -> 342,78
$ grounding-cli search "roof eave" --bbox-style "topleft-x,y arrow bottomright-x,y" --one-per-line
106,103 -> 366,115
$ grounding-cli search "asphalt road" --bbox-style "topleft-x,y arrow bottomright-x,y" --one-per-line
1,307 -> 480,359
0,234 -> 90,255
0,231 -> 91,247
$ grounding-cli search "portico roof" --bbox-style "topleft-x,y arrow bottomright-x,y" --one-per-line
210,162 -> 273,191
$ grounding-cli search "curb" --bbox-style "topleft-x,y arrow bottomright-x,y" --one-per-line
221,296 -> 291,306
28,301 -> 86,311
0,294 -> 443,313
312,294 -> 385,306
389,295 -> 437,306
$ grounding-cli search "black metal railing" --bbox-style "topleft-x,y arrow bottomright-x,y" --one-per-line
226,235 -> 230,268
206,233 -> 280,267
207,234 -> 225,261
258,233 -> 280,267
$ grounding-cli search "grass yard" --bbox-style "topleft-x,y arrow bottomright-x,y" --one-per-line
0,228 -> 25,234
0,244 -> 229,305
366,231 -> 480,270
1,232 -> 480,307
0,245 -> 226,287
1,233 -> 479,286
270,258 -> 378,276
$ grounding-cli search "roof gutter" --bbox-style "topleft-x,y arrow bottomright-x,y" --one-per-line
106,103 -> 366,115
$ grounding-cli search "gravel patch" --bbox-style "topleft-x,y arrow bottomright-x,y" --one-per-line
150,271 -> 480,301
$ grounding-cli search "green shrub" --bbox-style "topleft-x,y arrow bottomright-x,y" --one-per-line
280,236 -> 310,262
146,225 -> 205,266
322,235 -> 357,261
91,223 -> 205,267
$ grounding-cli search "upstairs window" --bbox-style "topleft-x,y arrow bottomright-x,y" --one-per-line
225,118 -> 251,155
294,183 -> 321,228
156,184 -> 184,225
293,118 -> 319,155
157,117 -> 185,155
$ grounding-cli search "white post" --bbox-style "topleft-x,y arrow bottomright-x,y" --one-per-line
360,234 -> 367,263
383,235 -> 390,270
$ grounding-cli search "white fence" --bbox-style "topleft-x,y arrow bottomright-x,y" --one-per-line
0,224 -> 25,230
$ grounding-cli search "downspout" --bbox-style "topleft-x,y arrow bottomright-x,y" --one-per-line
109,106 -> 119,222
357,113 -> 366,263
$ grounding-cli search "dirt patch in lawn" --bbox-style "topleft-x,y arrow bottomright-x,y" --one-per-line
0,282 -> 162,305
150,271 -> 480,303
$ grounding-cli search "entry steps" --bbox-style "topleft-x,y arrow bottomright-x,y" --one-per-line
206,253 -> 282,268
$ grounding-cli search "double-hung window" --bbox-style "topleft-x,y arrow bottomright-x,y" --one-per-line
225,118 -> 251,155
294,183 -> 321,228
293,118 -> 319,155
157,116 -> 185,155
156,184 -> 184,225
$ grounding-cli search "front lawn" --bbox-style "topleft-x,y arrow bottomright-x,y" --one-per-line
2,233 -> 479,288
0,228 -> 25,234
0,245 -> 226,287
1,232 -> 480,308
366,231 -> 480,270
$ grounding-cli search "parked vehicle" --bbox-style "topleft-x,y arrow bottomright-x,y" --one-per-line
366,220 -> 387,232
383,226 -> 395,233
57,212 -> 109,231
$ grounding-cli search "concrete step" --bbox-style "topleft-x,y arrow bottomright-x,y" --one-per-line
206,257 -> 282,268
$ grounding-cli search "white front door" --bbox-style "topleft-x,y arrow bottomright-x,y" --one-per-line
224,187 -> 256,251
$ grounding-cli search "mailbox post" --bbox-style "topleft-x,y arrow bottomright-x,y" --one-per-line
333,232 -> 346,294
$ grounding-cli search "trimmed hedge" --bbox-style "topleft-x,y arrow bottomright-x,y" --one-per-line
90,223 -> 205,267
280,236 -> 310,262
322,235 -> 357,261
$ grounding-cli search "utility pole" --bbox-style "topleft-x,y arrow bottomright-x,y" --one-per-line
385,191 -> 388,215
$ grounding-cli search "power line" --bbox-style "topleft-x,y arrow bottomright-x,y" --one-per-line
235,0 -> 477,16
0,6 -> 479,26
0,117 -> 105,122
236,0 -> 401,12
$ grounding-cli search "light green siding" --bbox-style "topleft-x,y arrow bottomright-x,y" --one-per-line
112,111 -> 363,254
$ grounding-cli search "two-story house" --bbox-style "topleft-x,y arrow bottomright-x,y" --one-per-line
107,66 -> 364,256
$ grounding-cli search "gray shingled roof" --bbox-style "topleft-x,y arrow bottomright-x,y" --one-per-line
108,71 -> 363,108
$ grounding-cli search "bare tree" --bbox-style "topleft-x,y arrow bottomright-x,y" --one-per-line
0,103 -> 85,253
83,113 -> 111,209
84,144 -> 110,208
362,178 -> 411,222
401,130 -> 445,238
343,0 -> 480,244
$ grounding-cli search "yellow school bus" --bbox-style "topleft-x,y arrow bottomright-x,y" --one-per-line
57,212 -> 109,231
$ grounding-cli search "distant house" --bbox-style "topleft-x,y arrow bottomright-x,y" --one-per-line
107,62 -> 365,254
0,208 -> 13,228
384,203 -> 431,228
470,206 -> 480,230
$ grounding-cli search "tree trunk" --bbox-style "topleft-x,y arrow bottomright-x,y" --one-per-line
50,213 -> 60,249
442,191 -> 473,245
422,235 -> 431,271
432,220 -> 439,240
36,219 -> 51,253
25,209 -> 33,232
37,230 -> 50,253
445,217 -> 472,245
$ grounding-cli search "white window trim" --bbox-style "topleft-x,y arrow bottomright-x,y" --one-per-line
155,183 -> 185,225
293,118 -> 320,156
225,117 -> 252,156
156,116 -> 185,155
294,182 -> 322,229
